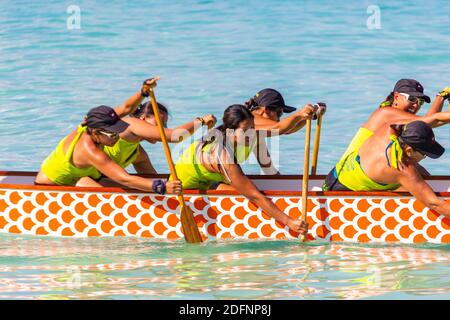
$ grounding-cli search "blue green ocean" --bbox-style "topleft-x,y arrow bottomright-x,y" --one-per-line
0,0 -> 449,299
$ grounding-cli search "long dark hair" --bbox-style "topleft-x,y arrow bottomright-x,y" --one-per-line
131,101 -> 169,118
202,104 -> 254,147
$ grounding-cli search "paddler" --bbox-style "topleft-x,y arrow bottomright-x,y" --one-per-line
321,120 -> 450,218
324,79 -> 450,189
35,79 -> 182,195
243,88 -> 325,174
174,104 -> 309,235
99,100 -> 216,175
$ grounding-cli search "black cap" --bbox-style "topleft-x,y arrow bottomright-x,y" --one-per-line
85,105 -> 129,133
253,88 -> 296,113
394,79 -> 431,103
401,121 -> 445,159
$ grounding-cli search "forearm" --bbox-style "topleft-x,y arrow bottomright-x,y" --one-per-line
274,113 -> 305,135
426,95 -> 445,116
403,174 -> 450,218
114,173 -> 153,192
252,195 -> 291,224
283,118 -> 306,134
428,199 -> 450,218
422,111 -> 450,128
169,119 -> 202,142
116,92 -> 144,118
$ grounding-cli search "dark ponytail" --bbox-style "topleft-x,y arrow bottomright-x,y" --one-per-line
244,97 -> 259,112
202,104 -> 254,147
390,124 -> 405,136
380,92 -> 395,108
131,101 -> 169,118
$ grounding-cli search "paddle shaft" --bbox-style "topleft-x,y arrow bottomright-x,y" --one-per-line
301,119 -> 312,241
311,113 -> 323,176
148,89 -> 203,243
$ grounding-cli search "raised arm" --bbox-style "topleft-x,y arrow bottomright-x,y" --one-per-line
397,165 -> 450,218
169,114 -> 217,142
391,111 -> 450,128
425,87 -> 450,116
126,115 -> 215,143
255,104 -> 316,136
114,77 -> 160,118
221,161 -> 307,234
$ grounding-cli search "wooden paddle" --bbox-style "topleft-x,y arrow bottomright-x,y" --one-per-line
148,88 -> 203,243
311,111 -> 323,176
301,118 -> 312,242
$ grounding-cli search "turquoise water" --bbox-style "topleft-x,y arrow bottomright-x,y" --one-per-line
0,234 -> 448,300
0,1 -> 449,299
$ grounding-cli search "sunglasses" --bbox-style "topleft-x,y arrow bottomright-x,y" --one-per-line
399,93 -> 425,106
98,130 -> 118,138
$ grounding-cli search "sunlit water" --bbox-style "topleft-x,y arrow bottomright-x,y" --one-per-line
1,0 -> 450,299
0,235 -> 448,300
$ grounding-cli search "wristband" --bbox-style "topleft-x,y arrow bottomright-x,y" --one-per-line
438,89 -> 450,100
141,88 -> 149,98
313,102 -> 326,119
152,179 -> 166,194
141,78 -> 155,98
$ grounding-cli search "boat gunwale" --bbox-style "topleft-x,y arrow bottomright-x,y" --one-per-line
2,171 -> 450,197
4,170 -> 450,180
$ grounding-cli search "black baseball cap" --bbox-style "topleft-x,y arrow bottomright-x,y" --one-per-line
253,88 -> 296,113
394,79 -> 431,103
85,105 -> 129,133
400,121 -> 445,159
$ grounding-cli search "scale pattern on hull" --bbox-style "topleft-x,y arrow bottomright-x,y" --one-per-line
0,189 -> 449,243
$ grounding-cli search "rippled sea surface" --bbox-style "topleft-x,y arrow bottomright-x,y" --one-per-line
0,1 -> 449,299
0,235 -> 448,300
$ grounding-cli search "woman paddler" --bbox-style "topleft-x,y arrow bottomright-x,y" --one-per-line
243,88 -> 324,174
99,100 -> 216,176
324,79 -> 450,189
322,120 -> 450,218
173,104 -> 309,235
35,79 -> 182,195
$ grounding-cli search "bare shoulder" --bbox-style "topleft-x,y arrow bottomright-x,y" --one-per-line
366,108 -> 396,128
78,133 -> 104,159
254,114 -> 277,127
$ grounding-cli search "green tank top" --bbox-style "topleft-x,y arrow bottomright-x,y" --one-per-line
174,139 -> 255,190
103,138 -> 140,168
335,134 -> 402,191
41,126 -> 101,186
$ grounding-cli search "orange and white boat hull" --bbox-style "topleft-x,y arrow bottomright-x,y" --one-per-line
0,172 -> 449,243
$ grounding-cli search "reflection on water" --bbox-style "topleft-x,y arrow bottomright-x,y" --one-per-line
0,234 -> 448,299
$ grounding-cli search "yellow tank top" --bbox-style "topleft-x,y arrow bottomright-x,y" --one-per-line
335,133 -> 402,191
339,127 -> 374,162
41,126 -> 101,186
174,139 -> 255,190
103,138 -> 141,168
